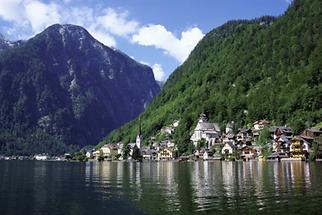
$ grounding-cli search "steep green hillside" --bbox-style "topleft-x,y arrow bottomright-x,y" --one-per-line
102,0 -> 322,154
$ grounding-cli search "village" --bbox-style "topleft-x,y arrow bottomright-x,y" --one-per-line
91,113 -> 322,162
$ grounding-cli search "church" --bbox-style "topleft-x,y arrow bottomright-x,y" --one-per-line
190,113 -> 221,148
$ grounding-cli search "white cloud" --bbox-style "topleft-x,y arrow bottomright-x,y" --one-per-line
24,1 -> 61,33
0,0 -> 25,22
132,24 -> 204,62
88,28 -> 116,47
140,61 -> 165,81
97,8 -> 139,37
151,64 -> 165,81
0,0 -> 204,64
0,1 -> 138,48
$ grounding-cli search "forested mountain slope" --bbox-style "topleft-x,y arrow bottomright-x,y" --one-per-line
103,0 -> 322,154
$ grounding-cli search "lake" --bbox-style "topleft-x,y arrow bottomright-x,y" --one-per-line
1,160 -> 322,215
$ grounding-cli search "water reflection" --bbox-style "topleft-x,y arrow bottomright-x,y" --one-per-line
83,161 -> 318,215
2,160 -> 320,215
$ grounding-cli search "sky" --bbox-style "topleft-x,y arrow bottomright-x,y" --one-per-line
0,0 -> 291,81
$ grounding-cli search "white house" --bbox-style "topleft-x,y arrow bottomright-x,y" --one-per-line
157,148 -> 176,160
191,113 -> 221,148
221,142 -> 236,155
34,154 -> 48,161
203,151 -> 209,160
100,144 -> 118,158
85,151 -> 92,158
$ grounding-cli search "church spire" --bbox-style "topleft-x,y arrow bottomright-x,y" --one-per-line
139,116 -> 142,136
136,116 -> 142,149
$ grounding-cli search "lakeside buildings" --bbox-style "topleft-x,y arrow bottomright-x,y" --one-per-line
95,113 -> 322,162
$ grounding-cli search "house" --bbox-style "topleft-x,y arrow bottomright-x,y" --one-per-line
203,151 -> 209,160
34,154 -> 48,161
301,128 -> 322,143
290,136 -> 310,159
221,142 -> 237,155
141,148 -> 158,160
101,144 -> 119,158
272,135 -> 291,154
159,140 -> 175,148
191,113 -> 221,148
160,120 -> 179,135
252,120 -> 270,140
236,128 -> 252,143
253,146 -> 263,156
253,119 -> 270,131
240,146 -> 257,161
116,142 -> 123,155
271,126 -> 293,140
127,143 -> 137,156
85,151 -> 92,158
157,148 -> 177,160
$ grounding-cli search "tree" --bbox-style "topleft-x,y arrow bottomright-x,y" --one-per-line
131,145 -> 142,161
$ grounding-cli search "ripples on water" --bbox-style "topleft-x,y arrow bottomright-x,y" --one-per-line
1,161 -> 322,215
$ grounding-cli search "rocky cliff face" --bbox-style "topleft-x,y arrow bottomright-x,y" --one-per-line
0,24 -> 160,154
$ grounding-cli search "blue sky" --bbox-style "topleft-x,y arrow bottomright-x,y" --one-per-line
0,0 -> 291,81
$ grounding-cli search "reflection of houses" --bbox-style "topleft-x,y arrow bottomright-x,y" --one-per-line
290,136 -> 310,159
157,148 -> 177,160
191,113 -> 221,148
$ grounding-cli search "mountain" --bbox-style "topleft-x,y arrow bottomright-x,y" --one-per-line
102,0 -> 322,154
0,24 -> 160,155
0,34 -> 11,51
156,80 -> 165,89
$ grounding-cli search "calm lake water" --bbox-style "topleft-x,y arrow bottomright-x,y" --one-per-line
1,160 -> 322,215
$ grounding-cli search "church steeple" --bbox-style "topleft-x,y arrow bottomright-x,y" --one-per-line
136,117 -> 142,149
139,116 -> 142,136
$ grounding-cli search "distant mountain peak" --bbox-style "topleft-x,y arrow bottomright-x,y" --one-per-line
0,24 -> 160,154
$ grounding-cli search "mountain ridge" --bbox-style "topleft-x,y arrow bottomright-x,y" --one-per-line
0,24 -> 160,155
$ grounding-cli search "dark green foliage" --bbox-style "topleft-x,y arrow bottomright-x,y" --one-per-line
72,150 -> 87,162
131,145 -> 142,161
197,139 -> 207,150
103,0 -> 322,154
122,143 -> 130,159
258,127 -> 271,146
309,143 -> 318,161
